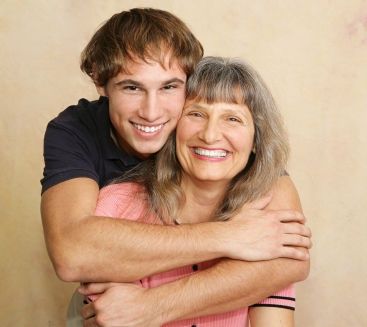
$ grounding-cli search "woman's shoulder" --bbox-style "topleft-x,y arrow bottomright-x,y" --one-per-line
96,182 -> 149,219
99,182 -> 146,199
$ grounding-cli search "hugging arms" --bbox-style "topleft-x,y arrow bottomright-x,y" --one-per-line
40,8 -> 311,327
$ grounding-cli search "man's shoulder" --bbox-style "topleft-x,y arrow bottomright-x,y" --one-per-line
51,97 -> 108,127
45,97 -> 111,145
41,97 -> 110,193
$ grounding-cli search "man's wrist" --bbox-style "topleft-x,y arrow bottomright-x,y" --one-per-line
190,221 -> 230,259
204,221 -> 235,259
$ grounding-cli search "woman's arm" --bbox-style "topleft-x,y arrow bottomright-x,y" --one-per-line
249,306 -> 294,327
249,284 -> 295,327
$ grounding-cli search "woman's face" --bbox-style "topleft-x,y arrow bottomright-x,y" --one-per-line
176,99 -> 255,184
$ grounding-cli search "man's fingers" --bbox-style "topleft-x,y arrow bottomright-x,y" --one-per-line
283,222 -> 311,237
79,282 -> 112,295
281,246 -> 310,261
283,234 -> 312,249
272,210 -> 306,223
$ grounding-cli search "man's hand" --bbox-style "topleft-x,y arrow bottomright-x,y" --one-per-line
75,176 -> 311,325
79,282 -> 161,327
218,194 -> 311,262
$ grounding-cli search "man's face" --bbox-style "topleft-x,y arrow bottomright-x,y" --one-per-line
98,57 -> 186,159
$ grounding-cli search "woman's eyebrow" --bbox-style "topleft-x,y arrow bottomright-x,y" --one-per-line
221,108 -> 247,115
184,103 -> 207,110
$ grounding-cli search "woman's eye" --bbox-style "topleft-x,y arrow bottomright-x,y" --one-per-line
228,116 -> 242,123
188,111 -> 203,118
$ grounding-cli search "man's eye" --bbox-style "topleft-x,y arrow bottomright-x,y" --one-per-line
124,85 -> 139,91
163,84 -> 176,90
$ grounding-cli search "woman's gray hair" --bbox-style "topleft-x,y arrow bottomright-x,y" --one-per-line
117,56 -> 289,223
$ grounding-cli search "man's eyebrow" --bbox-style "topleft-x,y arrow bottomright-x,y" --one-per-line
161,78 -> 186,86
114,78 -> 185,88
114,79 -> 144,87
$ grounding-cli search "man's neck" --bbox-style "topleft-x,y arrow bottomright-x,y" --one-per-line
110,127 -> 149,160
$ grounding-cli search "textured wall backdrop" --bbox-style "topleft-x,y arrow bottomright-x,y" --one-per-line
1,0 -> 366,325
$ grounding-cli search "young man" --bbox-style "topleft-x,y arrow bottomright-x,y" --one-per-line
41,8 -> 311,326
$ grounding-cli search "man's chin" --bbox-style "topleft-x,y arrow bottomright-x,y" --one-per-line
131,143 -> 165,159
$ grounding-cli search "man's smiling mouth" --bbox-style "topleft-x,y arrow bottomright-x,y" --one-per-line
133,123 -> 164,133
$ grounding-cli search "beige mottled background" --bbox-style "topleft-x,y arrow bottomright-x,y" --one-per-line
1,0 -> 366,326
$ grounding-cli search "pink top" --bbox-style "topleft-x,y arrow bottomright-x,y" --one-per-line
94,183 -> 296,327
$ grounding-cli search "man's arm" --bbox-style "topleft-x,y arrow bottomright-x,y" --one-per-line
41,176 -> 309,283
42,177 -> 221,282
79,176 -> 310,326
81,257 -> 305,326
156,176 -> 309,322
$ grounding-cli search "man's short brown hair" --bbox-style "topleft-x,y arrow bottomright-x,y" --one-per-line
80,8 -> 203,86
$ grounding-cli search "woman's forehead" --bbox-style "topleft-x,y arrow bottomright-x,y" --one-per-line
186,83 -> 248,103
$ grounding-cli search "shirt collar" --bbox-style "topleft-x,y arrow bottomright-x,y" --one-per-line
97,97 -> 141,167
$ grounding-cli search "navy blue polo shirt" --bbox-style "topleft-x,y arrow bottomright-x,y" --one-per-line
41,97 -> 141,193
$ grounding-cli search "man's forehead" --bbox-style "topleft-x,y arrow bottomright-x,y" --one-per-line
109,57 -> 187,87
122,51 -> 185,74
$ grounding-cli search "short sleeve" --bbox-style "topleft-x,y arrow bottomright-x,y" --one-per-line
251,284 -> 296,311
41,119 -> 99,193
95,183 -> 154,223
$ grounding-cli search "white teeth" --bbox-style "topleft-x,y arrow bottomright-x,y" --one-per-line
134,124 -> 163,133
194,148 -> 227,158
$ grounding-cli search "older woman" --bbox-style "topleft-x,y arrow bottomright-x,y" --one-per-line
78,57 -> 310,326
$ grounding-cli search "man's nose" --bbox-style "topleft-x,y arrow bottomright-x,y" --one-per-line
138,92 -> 163,122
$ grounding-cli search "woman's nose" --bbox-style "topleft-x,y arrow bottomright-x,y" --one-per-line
198,120 -> 221,144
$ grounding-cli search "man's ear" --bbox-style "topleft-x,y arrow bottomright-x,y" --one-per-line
95,85 -> 107,97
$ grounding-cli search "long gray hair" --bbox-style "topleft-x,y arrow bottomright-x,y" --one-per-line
117,56 -> 289,223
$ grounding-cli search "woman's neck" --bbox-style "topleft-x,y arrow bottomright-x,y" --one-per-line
176,174 -> 228,224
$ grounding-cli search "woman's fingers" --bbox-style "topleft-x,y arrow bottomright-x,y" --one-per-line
80,302 -> 95,319
83,316 -> 98,327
